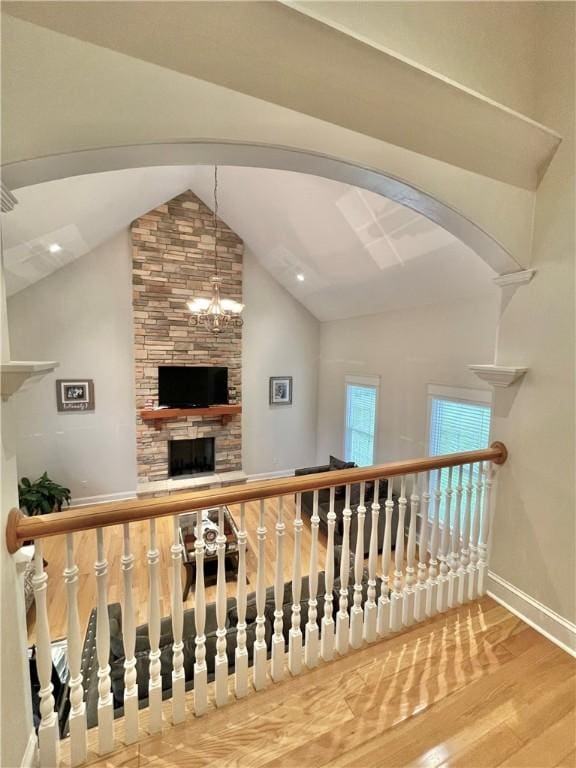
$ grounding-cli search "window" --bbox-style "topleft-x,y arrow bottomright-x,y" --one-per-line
344,375 -> 379,466
427,385 -> 492,520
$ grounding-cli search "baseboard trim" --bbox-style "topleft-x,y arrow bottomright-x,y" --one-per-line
246,468 -> 295,483
487,571 -> 576,658
71,490 -> 137,508
20,729 -> 37,768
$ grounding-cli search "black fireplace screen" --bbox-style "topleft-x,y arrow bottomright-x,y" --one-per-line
168,437 -> 215,477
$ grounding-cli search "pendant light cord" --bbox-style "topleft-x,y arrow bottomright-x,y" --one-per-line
213,165 -> 219,279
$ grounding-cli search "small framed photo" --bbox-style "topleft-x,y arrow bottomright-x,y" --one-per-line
269,376 -> 292,406
56,379 -> 95,412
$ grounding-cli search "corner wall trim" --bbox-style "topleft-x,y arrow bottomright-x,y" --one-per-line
20,729 -> 37,768
487,571 -> 576,658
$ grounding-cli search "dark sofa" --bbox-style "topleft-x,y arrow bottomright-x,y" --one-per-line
296,458 -> 402,557
79,546 -> 376,729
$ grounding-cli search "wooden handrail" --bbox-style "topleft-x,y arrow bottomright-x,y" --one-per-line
5,442 -> 507,553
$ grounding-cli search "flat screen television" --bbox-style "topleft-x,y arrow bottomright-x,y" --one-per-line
158,366 -> 228,408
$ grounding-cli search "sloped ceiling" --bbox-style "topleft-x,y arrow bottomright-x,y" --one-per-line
2,165 -> 498,321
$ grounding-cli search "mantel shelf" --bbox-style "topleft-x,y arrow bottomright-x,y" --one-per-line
140,404 -> 241,425
1,360 -> 59,401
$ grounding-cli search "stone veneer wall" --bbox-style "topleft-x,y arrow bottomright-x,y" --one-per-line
131,190 -> 243,484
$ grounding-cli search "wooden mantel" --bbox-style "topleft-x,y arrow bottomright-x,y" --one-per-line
139,404 -> 241,425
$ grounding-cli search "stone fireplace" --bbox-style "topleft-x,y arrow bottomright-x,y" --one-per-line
131,190 -> 243,494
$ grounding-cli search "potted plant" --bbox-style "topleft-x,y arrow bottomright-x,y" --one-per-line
18,472 -> 71,516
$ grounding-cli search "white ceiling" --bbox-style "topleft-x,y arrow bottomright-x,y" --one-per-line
2,166 -> 497,321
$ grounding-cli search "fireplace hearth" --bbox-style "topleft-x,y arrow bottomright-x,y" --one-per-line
169,437 -> 215,477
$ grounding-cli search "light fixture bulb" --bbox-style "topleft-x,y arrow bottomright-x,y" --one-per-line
296,273 -> 305,282
48,243 -> 62,253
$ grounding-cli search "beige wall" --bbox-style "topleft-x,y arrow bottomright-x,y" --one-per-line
295,1 -> 539,117
7,239 -> 321,493
242,250 -> 320,475
490,3 -> 576,623
0,266 -> 34,768
316,295 -> 499,466
7,230 -> 139,503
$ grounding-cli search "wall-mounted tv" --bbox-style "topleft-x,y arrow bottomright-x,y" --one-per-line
158,366 -> 228,408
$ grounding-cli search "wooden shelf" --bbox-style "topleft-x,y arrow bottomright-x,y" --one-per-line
140,404 -> 241,425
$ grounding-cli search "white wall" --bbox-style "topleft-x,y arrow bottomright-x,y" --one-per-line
316,295 -> 500,465
242,250 -> 320,475
295,1 -> 539,118
7,230 -> 138,503
7,239 -> 321,492
490,4 -> 576,626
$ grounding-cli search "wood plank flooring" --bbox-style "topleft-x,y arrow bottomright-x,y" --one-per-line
27,498 -> 327,643
60,597 -> 576,768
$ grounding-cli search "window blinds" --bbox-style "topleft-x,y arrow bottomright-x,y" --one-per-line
429,398 -> 492,521
344,384 -> 377,466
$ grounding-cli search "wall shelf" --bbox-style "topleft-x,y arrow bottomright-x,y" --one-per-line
468,365 -> 528,388
140,404 -> 241,425
1,360 -> 59,401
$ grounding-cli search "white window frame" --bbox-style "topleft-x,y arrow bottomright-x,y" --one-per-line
425,383 -> 493,457
343,374 -> 380,466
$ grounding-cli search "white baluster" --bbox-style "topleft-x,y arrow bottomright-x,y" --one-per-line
33,541 -> 59,767
321,487 -> 336,661
468,463 -> 483,600
121,524 -> 138,743
377,478 -> 393,637
215,506 -> 229,706
414,473 -> 430,622
288,494 -> 303,675
95,528 -> 113,754
147,520 -> 162,733
194,508 -> 208,716
336,485 -> 352,655
272,497 -> 286,681
448,465 -> 463,608
305,490 -> 320,667
458,465 -> 473,604
426,470 -> 441,617
364,480 -> 380,642
64,534 -> 87,766
170,516 -> 185,724
253,499 -> 268,690
437,467 -> 452,613
403,475 -> 418,627
235,503 -> 249,697
390,476 -> 406,632
349,482 -> 366,649
478,462 -> 494,596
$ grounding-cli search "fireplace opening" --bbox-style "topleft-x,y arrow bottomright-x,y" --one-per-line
169,437 -> 215,477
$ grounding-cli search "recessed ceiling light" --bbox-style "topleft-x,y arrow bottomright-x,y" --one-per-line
296,273 -> 305,282
48,243 -> 62,253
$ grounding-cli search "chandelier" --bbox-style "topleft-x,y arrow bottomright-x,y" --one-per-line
188,166 -> 244,333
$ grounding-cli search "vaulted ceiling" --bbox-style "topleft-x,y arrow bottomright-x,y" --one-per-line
2,165 -> 498,321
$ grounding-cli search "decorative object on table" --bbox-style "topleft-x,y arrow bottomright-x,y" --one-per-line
194,510 -> 220,554
18,471 -> 71,516
187,166 -> 244,333
269,376 -> 292,405
56,378 -> 95,411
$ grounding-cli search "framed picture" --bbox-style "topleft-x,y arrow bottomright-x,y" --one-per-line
269,376 -> 293,405
56,379 -> 95,412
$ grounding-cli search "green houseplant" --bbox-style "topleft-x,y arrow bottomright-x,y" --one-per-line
18,472 -> 71,516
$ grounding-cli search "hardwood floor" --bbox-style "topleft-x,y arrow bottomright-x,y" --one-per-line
27,498 -> 327,643
60,596 -> 576,768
